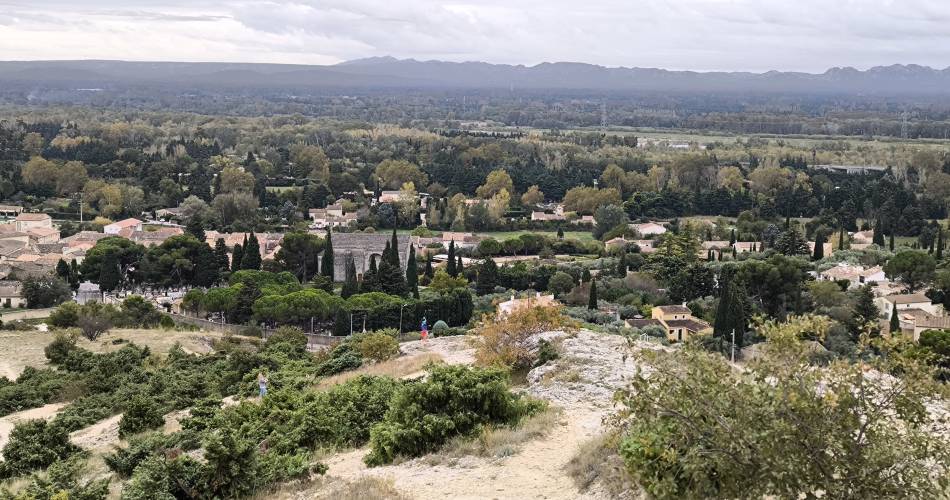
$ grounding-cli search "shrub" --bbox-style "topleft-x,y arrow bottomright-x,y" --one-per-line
351,332 -> 399,362
364,365 -> 543,466
315,343 -> 363,376
473,304 -> 576,369
44,330 -> 79,365
49,301 -> 81,328
18,455 -> 110,500
0,419 -> 81,478
264,326 -> 308,355
535,339 -> 559,366
431,320 -> 449,335
105,431 -> 169,477
159,315 -> 176,329
119,396 -> 165,438
121,455 -> 176,500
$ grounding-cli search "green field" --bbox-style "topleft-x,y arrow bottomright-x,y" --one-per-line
395,229 -> 595,242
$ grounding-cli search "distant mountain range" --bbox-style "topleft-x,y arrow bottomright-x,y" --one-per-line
1,58 -> 949,95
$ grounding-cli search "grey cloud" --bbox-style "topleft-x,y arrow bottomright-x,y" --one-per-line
1,0 -> 950,71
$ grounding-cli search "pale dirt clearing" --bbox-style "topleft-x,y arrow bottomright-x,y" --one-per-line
0,328 -> 222,380
0,402 -> 67,453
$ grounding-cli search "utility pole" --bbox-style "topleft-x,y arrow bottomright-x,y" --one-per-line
731,329 -> 736,364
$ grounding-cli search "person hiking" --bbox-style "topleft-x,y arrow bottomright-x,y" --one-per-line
420,317 -> 429,342
257,371 -> 268,398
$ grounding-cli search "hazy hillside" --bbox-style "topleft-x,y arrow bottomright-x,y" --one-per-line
1,58 -> 949,95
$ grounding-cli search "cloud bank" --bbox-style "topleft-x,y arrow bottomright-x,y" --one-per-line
2,0 -> 950,72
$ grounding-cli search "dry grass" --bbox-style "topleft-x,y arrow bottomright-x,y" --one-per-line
565,431 -> 634,496
423,405 -> 564,465
0,328 -> 221,379
315,353 -> 444,389
318,477 -> 411,500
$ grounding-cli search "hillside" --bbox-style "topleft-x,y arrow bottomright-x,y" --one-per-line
2,59 -> 950,95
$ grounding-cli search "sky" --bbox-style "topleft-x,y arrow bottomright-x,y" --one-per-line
1,0 -> 950,72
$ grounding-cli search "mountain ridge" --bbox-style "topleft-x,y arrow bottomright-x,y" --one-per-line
1,58 -> 949,94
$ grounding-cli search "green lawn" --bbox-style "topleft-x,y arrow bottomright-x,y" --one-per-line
394,229 -> 596,242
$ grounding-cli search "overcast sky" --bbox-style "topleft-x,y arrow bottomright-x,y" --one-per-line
2,0 -> 950,72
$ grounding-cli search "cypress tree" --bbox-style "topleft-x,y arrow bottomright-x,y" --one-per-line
617,250 -> 627,276
321,230 -> 335,280
446,240 -> 457,277
406,245 -> 419,299
732,245 -> 738,258
456,255 -> 464,276
838,227 -> 845,250
812,230 -> 825,261
587,280 -> 598,310
68,259 -> 79,288
231,243 -> 244,273
377,258 -> 407,296
242,232 -> 262,270
99,252 -> 121,292
729,228 -> 736,245
938,229 -> 944,260
557,227 -> 564,239
341,254 -> 358,299
889,302 -> 900,334
476,258 -> 498,296
873,219 -> 885,246
582,268 -> 591,283
424,255 -> 434,278
361,255 -> 379,293
389,229 -> 400,266
714,268 -> 749,349
851,284 -> 880,341
214,238 -> 229,277
56,258 -> 70,282
889,232 -> 895,251
186,213 -> 205,242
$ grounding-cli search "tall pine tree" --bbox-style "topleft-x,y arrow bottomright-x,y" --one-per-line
242,232 -> 262,270
476,258 -> 498,296
186,213 -> 205,242
937,229 -> 944,260
99,252 -> 122,292
321,229 -> 335,281
889,302 -> 900,334
812,230 -> 825,261
214,238 -> 230,279
617,250 -> 627,276
456,255 -> 464,277
389,229 -> 400,266
714,267 -> 749,349
424,255 -> 434,278
341,254 -> 358,298
873,219 -> 885,246
361,255 -> 379,293
231,243 -> 244,273
851,284 -> 880,341
446,240 -> 457,277
406,245 -> 419,298
587,280 -> 598,310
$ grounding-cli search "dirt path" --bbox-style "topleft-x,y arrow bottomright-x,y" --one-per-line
321,406 -> 606,500
0,402 -> 66,453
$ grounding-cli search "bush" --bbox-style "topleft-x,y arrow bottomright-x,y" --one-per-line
315,343 -> 363,376
105,431 -> 169,477
364,365 -> 543,466
351,332 -> 399,362
49,301 -> 81,328
77,302 -> 117,340
119,396 -> 165,438
121,455 -> 176,500
535,339 -> 559,366
431,320 -> 449,335
473,304 -> 576,369
44,330 -> 80,365
18,455 -> 110,500
0,419 -> 81,478
264,326 -> 308,355
159,315 -> 176,329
